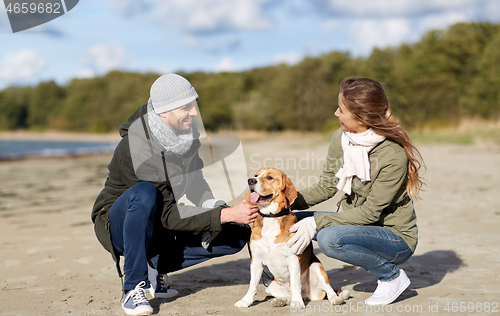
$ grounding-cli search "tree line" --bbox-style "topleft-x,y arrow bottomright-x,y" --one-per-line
1,22 -> 499,133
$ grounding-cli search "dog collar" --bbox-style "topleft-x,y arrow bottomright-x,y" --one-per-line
258,208 -> 290,218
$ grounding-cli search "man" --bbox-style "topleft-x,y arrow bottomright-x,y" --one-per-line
91,74 -> 258,316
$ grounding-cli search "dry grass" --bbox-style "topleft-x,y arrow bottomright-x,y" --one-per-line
221,118 -> 500,146
213,129 -> 331,146
410,118 -> 500,145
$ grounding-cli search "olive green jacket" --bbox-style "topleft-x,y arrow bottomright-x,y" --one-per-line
292,128 -> 418,252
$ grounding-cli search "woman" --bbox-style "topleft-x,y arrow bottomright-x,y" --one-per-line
288,77 -> 424,306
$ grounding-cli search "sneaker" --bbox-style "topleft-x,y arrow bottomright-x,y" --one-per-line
145,262 -> 179,300
122,281 -> 153,316
152,273 -> 179,299
365,269 -> 411,305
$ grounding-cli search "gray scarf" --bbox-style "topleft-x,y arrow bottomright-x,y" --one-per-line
147,99 -> 194,156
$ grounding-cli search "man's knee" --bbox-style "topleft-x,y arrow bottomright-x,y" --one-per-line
132,181 -> 158,198
129,182 -> 158,211
215,224 -> 251,253
230,224 -> 251,252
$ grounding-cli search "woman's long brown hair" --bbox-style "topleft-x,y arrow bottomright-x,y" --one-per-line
340,77 -> 425,199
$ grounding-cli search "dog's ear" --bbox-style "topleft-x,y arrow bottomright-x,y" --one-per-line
283,176 -> 297,206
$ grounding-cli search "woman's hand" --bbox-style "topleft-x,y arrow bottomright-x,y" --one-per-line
287,217 -> 317,254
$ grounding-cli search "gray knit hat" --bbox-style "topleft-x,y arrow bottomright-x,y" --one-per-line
150,73 -> 199,114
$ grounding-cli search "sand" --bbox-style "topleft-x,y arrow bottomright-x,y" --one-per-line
1,132 -> 499,316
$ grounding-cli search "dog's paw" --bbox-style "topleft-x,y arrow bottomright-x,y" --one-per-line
341,289 -> 350,300
235,299 -> 252,308
330,296 -> 344,305
290,300 -> 305,309
271,298 -> 289,308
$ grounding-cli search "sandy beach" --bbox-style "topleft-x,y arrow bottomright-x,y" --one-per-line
1,132 -> 499,316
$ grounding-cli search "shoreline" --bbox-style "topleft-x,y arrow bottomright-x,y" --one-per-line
0,129 -> 323,141
1,129 -> 498,163
0,151 -> 114,162
0,133 -> 119,161
0,130 -> 122,142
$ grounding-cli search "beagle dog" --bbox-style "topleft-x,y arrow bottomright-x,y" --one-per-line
235,168 -> 345,308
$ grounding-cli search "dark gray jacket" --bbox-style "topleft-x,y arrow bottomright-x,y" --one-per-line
91,103 -> 225,268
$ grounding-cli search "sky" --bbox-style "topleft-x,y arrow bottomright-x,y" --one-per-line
1,0 -> 500,90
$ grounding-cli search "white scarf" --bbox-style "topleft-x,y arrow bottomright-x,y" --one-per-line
335,129 -> 386,194
147,99 -> 194,156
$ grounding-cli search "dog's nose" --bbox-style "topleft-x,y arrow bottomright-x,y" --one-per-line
248,178 -> 257,185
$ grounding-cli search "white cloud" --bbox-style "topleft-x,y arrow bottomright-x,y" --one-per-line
322,19 -> 341,32
112,0 -> 150,18
214,57 -> 238,72
0,50 -> 46,81
317,0 -> 474,18
74,68 -> 95,79
349,18 -> 411,55
416,11 -> 468,35
480,0 -> 500,21
81,42 -> 128,74
316,1 -> 500,58
335,8 -> 471,56
274,52 -> 303,65
114,0 -> 274,33
182,36 -> 204,48
181,34 -> 240,53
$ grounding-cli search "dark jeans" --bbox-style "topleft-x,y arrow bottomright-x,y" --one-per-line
109,182 -> 250,291
295,211 -> 413,281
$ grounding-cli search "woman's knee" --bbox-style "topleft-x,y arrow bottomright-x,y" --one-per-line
391,248 -> 413,265
316,226 -> 345,258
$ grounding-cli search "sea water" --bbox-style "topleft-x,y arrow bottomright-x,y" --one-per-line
0,139 -> 118,160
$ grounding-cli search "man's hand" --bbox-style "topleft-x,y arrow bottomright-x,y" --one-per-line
220,201 -> 259,224
287,217 -> 317,254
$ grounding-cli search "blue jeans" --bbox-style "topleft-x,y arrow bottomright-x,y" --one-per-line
295,211 -> 412,281
109,182 -> 250,291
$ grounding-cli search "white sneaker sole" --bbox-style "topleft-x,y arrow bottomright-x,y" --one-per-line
365,278 -> 411,306
122,305 -> 153,316
145,287 -> 179,300
154,289 -> 179,299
